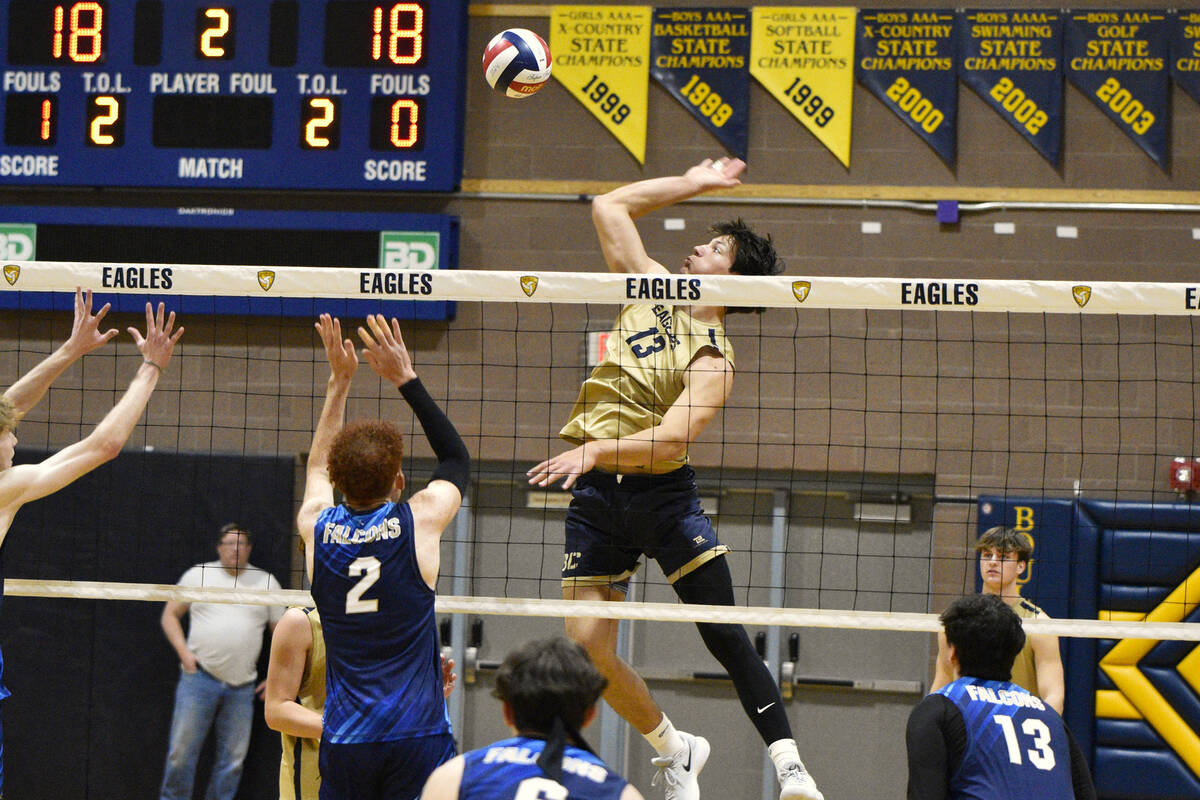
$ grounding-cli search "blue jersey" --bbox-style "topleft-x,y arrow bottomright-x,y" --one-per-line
936,677 -> 1074,799
311,501 -> 450,744
460,736 -> 628,800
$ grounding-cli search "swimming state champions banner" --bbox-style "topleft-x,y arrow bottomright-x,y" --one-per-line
552,6 -> 652,163
857,9 -> 957,165
750,7 -> 856,167
1171,12 -> 1200,107
958,9 -> 1063,166
651,8 -> 751,159
1066,10 -> 1171,170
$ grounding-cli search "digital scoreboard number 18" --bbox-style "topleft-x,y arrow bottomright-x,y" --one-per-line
0,1 -> 467,190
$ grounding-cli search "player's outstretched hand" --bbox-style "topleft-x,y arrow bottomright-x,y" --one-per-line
64,287 -> 120,358
685,156 -> 746,191
129,302 -> 184,370
315,313 -> 358,383
358,314 -> 417,387
527,443 -> 597,490
441,655 -> 457,699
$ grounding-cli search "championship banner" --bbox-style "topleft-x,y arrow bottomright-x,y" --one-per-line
1066,10 -> 1171,169
856,9 -> 957,165
551,5 -> 652,164
750,7 -> 856,167
1171,11 -> 1200,106
651,7 -> 751,159
958,9 -> 1064,166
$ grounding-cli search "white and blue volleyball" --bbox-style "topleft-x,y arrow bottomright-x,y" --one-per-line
482,28 -> 552,98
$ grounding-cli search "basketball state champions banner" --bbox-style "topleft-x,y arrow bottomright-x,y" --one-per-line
1065,10 -> 1171,169
650,8 -> 751,159
856,9 -> 957,166
750,7 -> 856,167
958,9 -> 1064,166
551,6 -> 652,163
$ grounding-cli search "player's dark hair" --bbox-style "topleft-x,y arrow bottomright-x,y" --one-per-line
0,395 -> 17,434
711,218 -> 783,314
975,525 -> 1032,563
940,593 -> 1026,681
494,636 -> 607,781
327,420 -> 405,505
215,522 -> 252,547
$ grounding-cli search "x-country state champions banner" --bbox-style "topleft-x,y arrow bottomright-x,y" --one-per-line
543,6 -> 1198,170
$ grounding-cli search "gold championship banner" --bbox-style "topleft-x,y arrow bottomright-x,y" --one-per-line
750,7 -> 856,166
10,262 -> 1200,316
552,5 -> 652,163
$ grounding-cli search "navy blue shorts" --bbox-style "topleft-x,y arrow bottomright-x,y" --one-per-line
562,466 -> 728,591
319,732 -> 455,800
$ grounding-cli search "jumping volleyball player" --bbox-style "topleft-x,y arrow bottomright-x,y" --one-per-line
528,158 -> 822,800
0,291 -> 183,797
297,314 -> 470,800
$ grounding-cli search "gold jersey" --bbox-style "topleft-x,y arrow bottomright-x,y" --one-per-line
280,608 -> 326,800
1010,598 -> 1042,699
559,303 -> 734,472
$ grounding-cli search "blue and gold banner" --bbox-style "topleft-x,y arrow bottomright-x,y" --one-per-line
1172,12 -> 1200,106
856,9 -> 957,165
1066,10 -> 1171,169
651,8 -> 751,158
958,9 -> 1063,166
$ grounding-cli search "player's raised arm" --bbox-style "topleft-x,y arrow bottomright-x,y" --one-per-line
297,315 -> 357,574
2,288 -> 119,418
591,157 -> 745,276
0,302 -> 182,526
357,314 -> 469,584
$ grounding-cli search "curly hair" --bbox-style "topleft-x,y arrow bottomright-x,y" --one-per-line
711,218 -> 784,314
327,420 -> 405,505
0,394 -> 16,434
975,525 -> 1033,563
940,594 -> 1026,682
493,636 -> 608,734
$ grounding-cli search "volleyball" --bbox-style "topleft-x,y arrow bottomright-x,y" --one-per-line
482,28 -> 552,98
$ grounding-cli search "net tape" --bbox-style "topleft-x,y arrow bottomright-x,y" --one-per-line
8,580 -> 1199,642
4,260 -> 1199,314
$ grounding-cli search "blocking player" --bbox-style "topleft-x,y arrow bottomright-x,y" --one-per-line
263,604 -> 457,800
297,313 -> 470,800
907,593 -> 1096,800
931,526 -> 1065,713
421,636 -> 642,800
0,291 -> 183,797
527,158 -> 821,800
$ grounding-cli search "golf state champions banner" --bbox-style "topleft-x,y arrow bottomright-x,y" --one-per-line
857,9 -> 958,165
958,10 -> 1064,166
551,6 -> 652,163
1066,10 -> 1171,169
1171,12 -> 1200,106
750,7 -> 856,167
651,8 -> 751,159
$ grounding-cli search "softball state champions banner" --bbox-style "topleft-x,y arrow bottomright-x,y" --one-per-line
750,7 -> 856,167
651,7 -> 751,159
1065,10 -> 1171,170
1171,12 -> 1200,106
552,5 -> 652,163
857,9 -> 958,166
958,9 -> 1064,166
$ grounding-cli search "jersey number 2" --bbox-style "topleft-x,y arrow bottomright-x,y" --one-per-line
514,777 -> 568,800
993,714 -> 1056,770
346,556 -> 381,614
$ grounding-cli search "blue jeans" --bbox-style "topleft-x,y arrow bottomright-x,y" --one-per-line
159,668 -> 255,800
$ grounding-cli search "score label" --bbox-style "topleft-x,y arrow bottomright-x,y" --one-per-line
0,0 -> 467,190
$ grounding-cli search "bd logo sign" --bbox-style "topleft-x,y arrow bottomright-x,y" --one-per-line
379,231 -> 439,270
0,225 -> 36,260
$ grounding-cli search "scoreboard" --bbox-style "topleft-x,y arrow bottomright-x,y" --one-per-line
0,0 -> 468,190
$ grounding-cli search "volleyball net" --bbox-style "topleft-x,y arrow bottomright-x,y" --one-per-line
3,261 -> 1200,644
